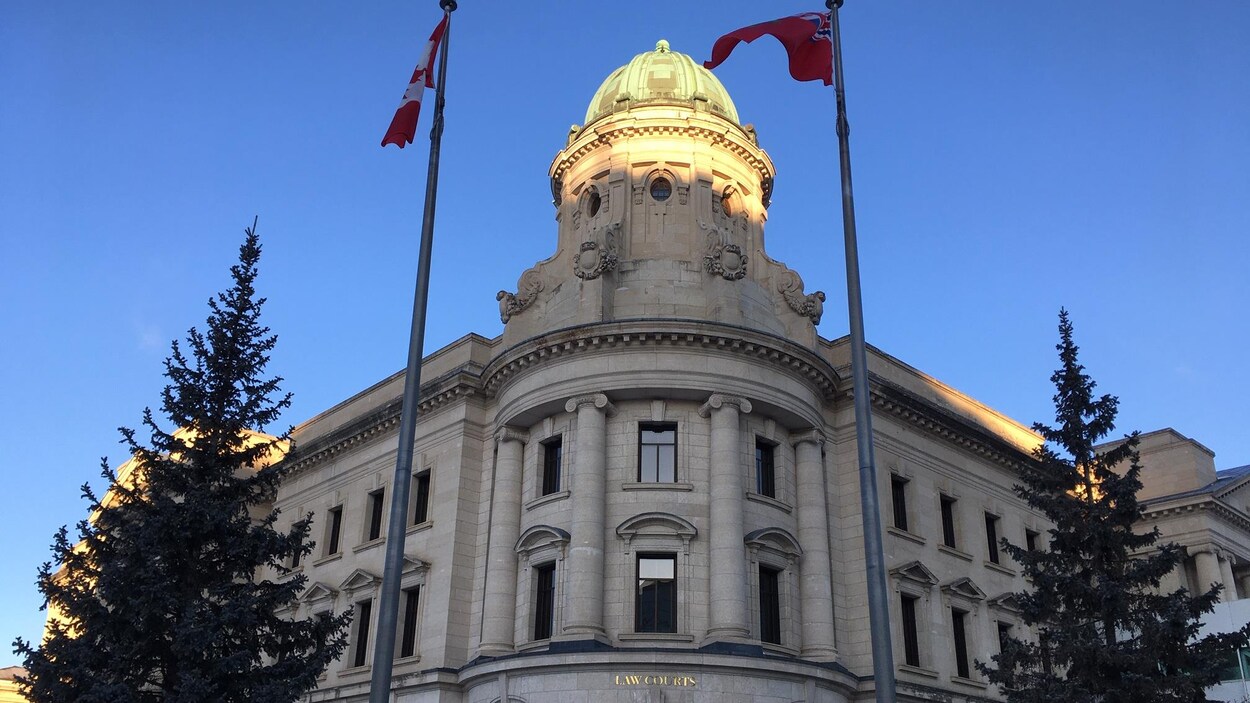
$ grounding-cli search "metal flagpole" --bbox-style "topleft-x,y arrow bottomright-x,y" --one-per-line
826,1 -> 897,701
369,1 -> 457,700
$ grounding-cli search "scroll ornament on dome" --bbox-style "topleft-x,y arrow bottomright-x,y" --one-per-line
497,267 -> 544,323
777,269 -> 825,325
699,218 -> 748,281
574,223 -> 620,281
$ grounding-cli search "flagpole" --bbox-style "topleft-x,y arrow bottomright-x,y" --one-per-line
369,2 -> 456,701
826,1 -> 896,701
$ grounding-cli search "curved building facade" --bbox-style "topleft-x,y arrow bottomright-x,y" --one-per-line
265,42 -> 1250,703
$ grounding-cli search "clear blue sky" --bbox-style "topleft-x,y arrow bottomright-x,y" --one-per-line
2,1 -> 1247,655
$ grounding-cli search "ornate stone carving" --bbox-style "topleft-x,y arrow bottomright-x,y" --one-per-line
564,392 -> 617,416
778,269 -> 825,325
573,223 -> 619,280
698,393 -> 753,417
678,185 -> 689,205
496,426 -> 530,444
496,267 -> 544,323
633,184 -> 644,205
700,219 -> 748,280
790,428 -> 825,448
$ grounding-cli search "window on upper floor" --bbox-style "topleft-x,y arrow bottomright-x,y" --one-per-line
325,506 -> 343,555
940,494 -> 958,549
901,594 -> 921,667
891,475 -> 909,532
533,562 -> 556,640
398,586 -> 420,659
997,620 -> 1013,653
1025,528 -> 1040,553
755,438 -> 777,498
541,436 -> 563,496
639,424 -> 677,483
636,553 -> 677,633
410,470 -> 431,525
759,564 -> 782,644
951,607 -> 971,679
366,488 -> 385,542
985,512 -> 1001,564
351,598 -> 373,668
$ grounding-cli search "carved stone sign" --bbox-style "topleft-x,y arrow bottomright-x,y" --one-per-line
612,673 -> 698,688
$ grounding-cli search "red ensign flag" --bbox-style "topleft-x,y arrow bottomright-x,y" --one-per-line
381,15 -> 449,148
704,12 -> 833,85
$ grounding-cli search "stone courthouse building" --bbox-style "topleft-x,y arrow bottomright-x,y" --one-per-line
267,42 -> 1250,703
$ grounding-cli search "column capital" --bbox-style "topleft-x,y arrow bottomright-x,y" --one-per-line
698,393 -> 752,418
790,428 -> 825,448
496,426 -> 530,445
564,392 -> 617,416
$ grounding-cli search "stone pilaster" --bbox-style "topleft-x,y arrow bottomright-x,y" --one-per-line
1195,548 -> 1224,602
793,429 -> 837,660
562,393 -> 616,638
699,393 -> 752,641
479,426 -> 528,656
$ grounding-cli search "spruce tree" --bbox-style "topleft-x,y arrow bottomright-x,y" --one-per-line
14,220 -> 349,703
980,309 -> 1249,702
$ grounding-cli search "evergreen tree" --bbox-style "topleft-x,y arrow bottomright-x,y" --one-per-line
980,309 -> 1249,702
14,220 -> 349,702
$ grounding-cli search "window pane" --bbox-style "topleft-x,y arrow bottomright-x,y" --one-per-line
640,447 -> 658,482
639,557 -> 674,580
657,445 -> 675,482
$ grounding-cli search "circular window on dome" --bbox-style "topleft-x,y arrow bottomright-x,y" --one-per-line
650,178 -> 672,202
586,190 -> 601,217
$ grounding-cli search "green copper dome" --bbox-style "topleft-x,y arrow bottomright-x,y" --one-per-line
584,39 -> 740,127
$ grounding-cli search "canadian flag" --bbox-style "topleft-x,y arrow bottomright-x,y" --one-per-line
381,15 -> 449,148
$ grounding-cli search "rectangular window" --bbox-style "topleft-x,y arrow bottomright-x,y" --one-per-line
533,562 -> 556,640
901,594 -> 921,667
541,437 -> 563,496
326,506 -> 343,555
759,565 -> 782,644
352,599 -> 373,668
1025,529 -> 1040,553
891,475 -> 909,531
940,494 -> 958,549
367,488 -> 385,541
985,512 -> 1000,564
952,607 -> 970,679
291,536 -> 302,568
411,470 -> 431,525
997,621 -> 1013,653
755,439 -> 776,498
639,424 -> 677,483
636,554 -> 676,633
399,586 -> 420,658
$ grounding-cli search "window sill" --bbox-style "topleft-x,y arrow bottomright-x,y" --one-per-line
898,663 -> 939,679
393,654 -> 421,665
746,492 -> 793,513
888,526 -> 925,545
951,676 -> 987,689
985,560 -> 1016,577
526,490 -> 570,511
406,520 -> 432,536
761,641 -> 799,656
338,663 -> 371,677
619,632 -> 694,642
938,544 -> 973,562
312,552 -> 343,567
622,481 -> 693,492
353,537 -> 385,554
517,639 -> 550,652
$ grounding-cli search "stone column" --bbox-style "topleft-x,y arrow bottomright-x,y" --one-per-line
562,393 -> 616,638
1219,551 -> 1239,601
699,393 -> 752,641
1195,548 -> 1224,602
1238,572 -> 1250,603
793,429 -> 837,660
479,427 -> 528,656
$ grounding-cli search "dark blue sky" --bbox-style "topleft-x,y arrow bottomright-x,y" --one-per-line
2,1 -> 1247,653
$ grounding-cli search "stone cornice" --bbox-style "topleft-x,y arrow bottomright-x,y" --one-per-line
481,319 -> 840,402
1142,494 -> 1250,534
863,379 -> 1037,476
281,365 -> 484,477
551,120 -> 774,192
